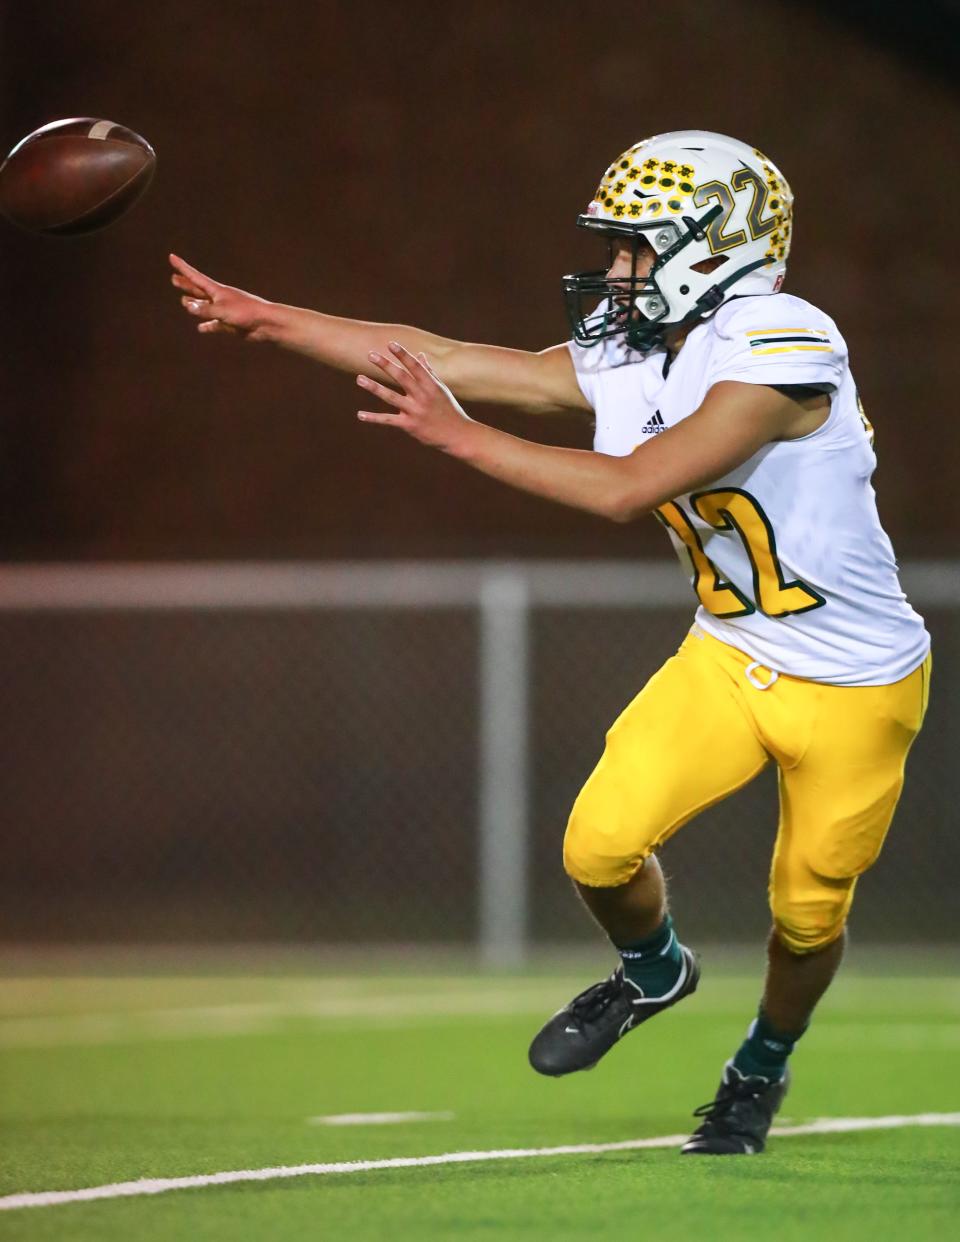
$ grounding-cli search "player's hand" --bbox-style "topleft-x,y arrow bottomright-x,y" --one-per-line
169,253 -> 273,339
356,342 -> 473,452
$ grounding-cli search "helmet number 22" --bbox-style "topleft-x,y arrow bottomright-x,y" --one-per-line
656,488 -> 825,618
694,169 -> 778,255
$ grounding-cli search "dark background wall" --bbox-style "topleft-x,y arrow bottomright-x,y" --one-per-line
1,0 -> 958,561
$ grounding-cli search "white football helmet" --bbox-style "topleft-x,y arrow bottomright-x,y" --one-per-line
563,130 -> 793,350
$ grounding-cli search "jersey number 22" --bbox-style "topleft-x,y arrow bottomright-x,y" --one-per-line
656,488 -> 826,618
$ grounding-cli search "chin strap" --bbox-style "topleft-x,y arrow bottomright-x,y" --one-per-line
690,258 -> 770,317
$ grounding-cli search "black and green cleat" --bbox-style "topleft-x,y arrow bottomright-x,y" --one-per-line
681,1062 -> 790,1155
528,947 -> 699,1077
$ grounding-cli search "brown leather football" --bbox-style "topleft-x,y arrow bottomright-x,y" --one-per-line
0,118 -> 156,235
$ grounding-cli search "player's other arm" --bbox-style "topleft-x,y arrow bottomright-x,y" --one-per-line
168,254 -> 589,417
359,350 -> 804,521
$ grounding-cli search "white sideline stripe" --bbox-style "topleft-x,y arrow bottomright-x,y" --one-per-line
0,560 -> 691,609
1,559 -> 957,610
308,1111 -> 455,1126
2,1113 -> 958,1212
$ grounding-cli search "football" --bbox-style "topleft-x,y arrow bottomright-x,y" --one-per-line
0,117 -> 155,235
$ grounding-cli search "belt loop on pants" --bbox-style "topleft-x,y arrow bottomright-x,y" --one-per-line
745,660 -> 779,691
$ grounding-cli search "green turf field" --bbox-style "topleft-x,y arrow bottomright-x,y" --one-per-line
1,950 -> 958,1240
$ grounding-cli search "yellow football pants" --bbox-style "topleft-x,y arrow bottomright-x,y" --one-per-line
563,627 -> 931,953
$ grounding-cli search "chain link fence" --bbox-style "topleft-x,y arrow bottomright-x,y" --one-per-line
1,562 -> 955,952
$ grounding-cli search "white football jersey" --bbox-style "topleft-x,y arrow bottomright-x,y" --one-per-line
568,292 -> 930,686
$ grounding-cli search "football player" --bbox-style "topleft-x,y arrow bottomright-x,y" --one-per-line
171,130 -> 930,1156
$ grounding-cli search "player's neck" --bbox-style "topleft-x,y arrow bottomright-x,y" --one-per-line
664,322 -> 695,358
663,310 -> 716,358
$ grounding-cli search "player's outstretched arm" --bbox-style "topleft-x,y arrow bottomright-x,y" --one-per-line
168,254 -> 589,418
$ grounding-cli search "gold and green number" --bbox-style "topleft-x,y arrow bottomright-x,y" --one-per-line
693,168 -> 779,255
656,488 -> 825,619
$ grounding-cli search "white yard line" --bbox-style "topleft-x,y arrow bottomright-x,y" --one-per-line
308,1111 -> 456,1126
1,1113 -> 958,1212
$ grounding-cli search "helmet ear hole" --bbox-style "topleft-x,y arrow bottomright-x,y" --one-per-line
691,254 -> 729,276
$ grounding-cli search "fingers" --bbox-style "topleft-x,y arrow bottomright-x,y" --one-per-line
168,253 -> 218,297
368,342 -> 442,394
386,340 -> 432,384
171,273 -> 208,299
356,373 -> 408,410
417,350 -> 439,379
181,294 -> 216,318
187,300 -> 236,331
170,254 -> 242,337
357,409 -> 406,427
356,344 -> 417,427
355,342 -> 444,433
367,345 -> 417,388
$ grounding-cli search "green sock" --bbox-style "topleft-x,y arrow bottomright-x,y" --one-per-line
732,1009 -> 805,1082
617,914 -> 685,999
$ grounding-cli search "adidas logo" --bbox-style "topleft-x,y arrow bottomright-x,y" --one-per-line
641,410 -> 666,435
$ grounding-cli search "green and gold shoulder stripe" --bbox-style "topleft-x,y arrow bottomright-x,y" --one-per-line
744,327 -> 832,356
